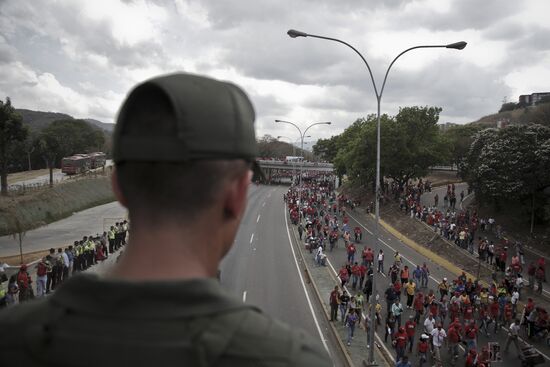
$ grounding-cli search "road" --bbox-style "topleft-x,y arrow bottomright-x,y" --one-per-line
221,184 -> 348,366
8,160 -> 114,190
0,201 -> 126,257
322,205 -> 550,367
1,184 -> 348,366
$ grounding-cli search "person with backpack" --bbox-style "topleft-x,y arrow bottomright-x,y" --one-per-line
36,258 -> 48,297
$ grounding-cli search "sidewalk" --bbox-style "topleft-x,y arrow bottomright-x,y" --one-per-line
288,220 -> 392,367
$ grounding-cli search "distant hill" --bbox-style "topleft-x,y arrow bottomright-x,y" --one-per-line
16,109 -> 74,131
470,102 -> 549,128
84,119 -> 114,132
15,109 -> 113,132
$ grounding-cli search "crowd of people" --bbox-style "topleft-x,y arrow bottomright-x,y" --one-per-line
0,221 -> 128,307
286,179 -> 549,367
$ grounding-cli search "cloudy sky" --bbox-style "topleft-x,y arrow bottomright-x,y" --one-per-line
1,0 -> 549,141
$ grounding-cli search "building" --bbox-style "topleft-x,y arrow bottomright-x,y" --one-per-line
518,92 -> 550,106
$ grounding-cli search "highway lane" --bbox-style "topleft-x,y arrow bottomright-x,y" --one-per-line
220,184 -> 348,366
324,206 -> 550,366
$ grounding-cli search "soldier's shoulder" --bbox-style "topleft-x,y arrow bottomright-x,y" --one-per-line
218,308 -> 331,367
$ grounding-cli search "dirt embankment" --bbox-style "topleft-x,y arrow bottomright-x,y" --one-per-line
0,175 -> 115,236
378,204 -> 493,281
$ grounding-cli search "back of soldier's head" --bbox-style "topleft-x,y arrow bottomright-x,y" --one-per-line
113,73 -> 258,223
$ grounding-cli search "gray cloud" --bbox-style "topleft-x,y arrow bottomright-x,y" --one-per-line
398,0 -> 516,31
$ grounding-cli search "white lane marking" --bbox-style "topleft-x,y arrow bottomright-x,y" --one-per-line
284,206 -> 330,353
250,233 -> 254,244
267,193 -> 271,198
325,257 -> 395,363
262,202 -> 266,207
242,291 -> 247,303
256,214 -> 261,223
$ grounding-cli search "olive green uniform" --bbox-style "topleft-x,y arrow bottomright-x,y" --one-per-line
0,274 -> 331,366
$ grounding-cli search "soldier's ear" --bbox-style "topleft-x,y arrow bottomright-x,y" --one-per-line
111,169 -> 128,209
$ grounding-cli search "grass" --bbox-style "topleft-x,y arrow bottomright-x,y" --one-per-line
7,168 -> 61,185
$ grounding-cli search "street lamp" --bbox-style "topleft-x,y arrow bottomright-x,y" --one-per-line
287,28 -> 466,365
275,120 -> 331,191
278,135 -> 309,184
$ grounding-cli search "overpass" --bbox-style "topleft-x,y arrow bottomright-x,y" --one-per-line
256,159 -> 334,184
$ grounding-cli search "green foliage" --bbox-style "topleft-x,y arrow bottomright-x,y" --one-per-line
0,98 -> 28,195
498,102 -> 517,113
462,124 -> 550,222
38,119 -> 105,165
312,135 -> 340,162
257,134 -> 313,160
441,124 -> 483,168
323,106 -> 448,191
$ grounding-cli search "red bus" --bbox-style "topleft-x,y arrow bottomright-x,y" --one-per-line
88,152 -> 106,169
61,155 -> 91,175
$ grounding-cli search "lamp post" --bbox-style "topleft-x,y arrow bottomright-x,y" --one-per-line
275,120 -> 331,192
287,28 -> 466,365
278,135 -> 309,183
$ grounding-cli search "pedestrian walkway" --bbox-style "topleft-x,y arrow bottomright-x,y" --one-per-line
288,214 -> 391,367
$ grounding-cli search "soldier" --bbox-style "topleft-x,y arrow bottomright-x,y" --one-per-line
108,225 -> 116,254
0,73 -> 330,366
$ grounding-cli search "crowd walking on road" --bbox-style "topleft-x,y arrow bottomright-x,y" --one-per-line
285,178 -> 549,367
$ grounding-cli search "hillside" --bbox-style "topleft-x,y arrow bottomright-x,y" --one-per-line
85,118 -> 114,132
16,109 -> 74,131
15,109 -> 114,133
471,102 -> 550,128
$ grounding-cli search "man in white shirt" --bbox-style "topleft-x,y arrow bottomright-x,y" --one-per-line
504,319 -> 521,355
511,288 -> 520,317
392,298 -> 404,328
424,313 -> 436,335
430,324 -> 447,364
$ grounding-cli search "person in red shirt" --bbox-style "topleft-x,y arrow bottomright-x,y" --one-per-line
405,315 -> 416,353
413,292 -> 424,323
463,304 -> 474,322
489,297 -> 500,333
338,265 -> 349,287
417,334 -> 430,367
464,320 -> 478,356
450,301 -> 460,322
503,303 -> 513,327
347,243 -> 356,264
354,226 -> 362,242
447,323 -> 461,359
393,326 -> 408,362
358,263 -> 367,289
465,348 -> 478,367
329,286 -> 340,321
393,280 -> 402,300
351,262 -> 361,290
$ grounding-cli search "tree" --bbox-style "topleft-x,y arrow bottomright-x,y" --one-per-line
0,98 -> 28,195
498,102 -> 517,113
381,106 -> 446,189
462,125 -> 550,227
328,106 -> 446,191
313,135 -> 340,162
37,119 -> 106,186
441,124 -> 482,169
